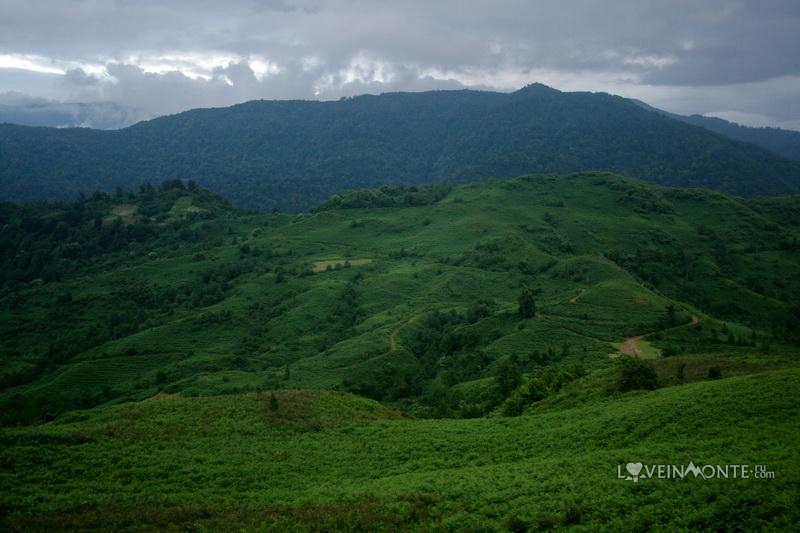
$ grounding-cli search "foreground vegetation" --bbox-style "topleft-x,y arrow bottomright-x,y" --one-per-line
2,369 -> 798,530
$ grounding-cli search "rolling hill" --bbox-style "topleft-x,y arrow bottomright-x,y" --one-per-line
1,172 -> 799,529
2,85 -> 800,211
2,171 -> 799,425
3,369 -> 798,530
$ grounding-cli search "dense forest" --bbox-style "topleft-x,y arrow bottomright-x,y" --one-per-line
2,84 -> 800,211
631,98 -> 800,161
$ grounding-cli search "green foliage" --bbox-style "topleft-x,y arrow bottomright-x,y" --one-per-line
1,117 -> 800,530
617,358 -> 659,392
2,369 -> 800,530
494,356 -> 523,399
1,172 -> 799,426
313,183 -> 451,211
518,287 -> 537,318
501,365 -> 586,416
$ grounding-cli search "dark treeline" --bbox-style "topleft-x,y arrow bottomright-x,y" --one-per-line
3,85 -> 800,211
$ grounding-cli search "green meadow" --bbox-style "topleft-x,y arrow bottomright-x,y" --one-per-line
2,370 -> 798,530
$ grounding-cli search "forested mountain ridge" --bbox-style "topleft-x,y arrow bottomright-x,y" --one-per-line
2,84 -> 800,211
630,98 -> 800,161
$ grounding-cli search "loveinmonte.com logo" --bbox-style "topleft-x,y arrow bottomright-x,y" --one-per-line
618,461 -> 775,482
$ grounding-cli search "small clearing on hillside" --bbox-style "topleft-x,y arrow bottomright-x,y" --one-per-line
105,204 -> 140,225
312,258 -> 372,272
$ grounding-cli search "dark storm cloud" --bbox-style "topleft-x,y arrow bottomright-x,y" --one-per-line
0,0 -> 799,128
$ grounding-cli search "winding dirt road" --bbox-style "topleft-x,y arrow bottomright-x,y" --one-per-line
617,314 -> 699,358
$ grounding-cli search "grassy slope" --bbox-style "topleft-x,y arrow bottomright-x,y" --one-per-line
1,172 -> 800,529
1,368 -> 798,530
2,172 -> 800,423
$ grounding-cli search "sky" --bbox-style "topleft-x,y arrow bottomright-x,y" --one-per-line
1,0 -> 799,129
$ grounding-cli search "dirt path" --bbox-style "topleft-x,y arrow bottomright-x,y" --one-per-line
569,289 -> 585,304
616,314 -> 700,359
619,335 -> 646,357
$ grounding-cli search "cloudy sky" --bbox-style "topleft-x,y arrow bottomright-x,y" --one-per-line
1,0 -> 799,129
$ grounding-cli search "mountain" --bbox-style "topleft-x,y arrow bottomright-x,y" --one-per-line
2,85 -> 800,211
1,172 -> 799,529
0,94 -> 145,129
630,98 -> 800,160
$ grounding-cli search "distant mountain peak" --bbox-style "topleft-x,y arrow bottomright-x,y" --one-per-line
513,83 -> 561,95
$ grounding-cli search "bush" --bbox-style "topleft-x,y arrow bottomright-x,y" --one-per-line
676,362 -> 686,382
617,358 -> 658,392
531,513 -> 560,531
504,513 -> 529,533
661,344 -> 679,357
708,366 -> 723,380
518,288 -> 536,318
495,357 -> 523,398
564,504 -> 583,525
500,367 -> 581,416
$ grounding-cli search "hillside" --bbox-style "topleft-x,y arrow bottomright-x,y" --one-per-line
2,172 -> 799,428
630,98 -> 800,161
1,368 -> 798,530
2,172 -> 800,529
2,85 -> 800,211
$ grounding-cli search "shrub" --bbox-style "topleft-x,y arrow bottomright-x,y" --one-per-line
518,287 -> 536,318
617,358 -> 658,392
532,513 -> 560,531
676,362 -> 686,382
495,357 -> 523,398
504,513 -> 529,533
564,504 -> 583,525
661,344 -> 679,357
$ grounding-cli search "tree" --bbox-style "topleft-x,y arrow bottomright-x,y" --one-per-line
518,287 -> 536,318
666,304 -> 676,326
495,355 -> 522,398
268,393 -> 279,411
617,358 -> 658,392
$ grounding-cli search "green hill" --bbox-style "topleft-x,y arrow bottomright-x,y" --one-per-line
1,172 -> 799,529
2,172 -> 799,425
2,367 -> 798,530
2,85 -> 800,211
